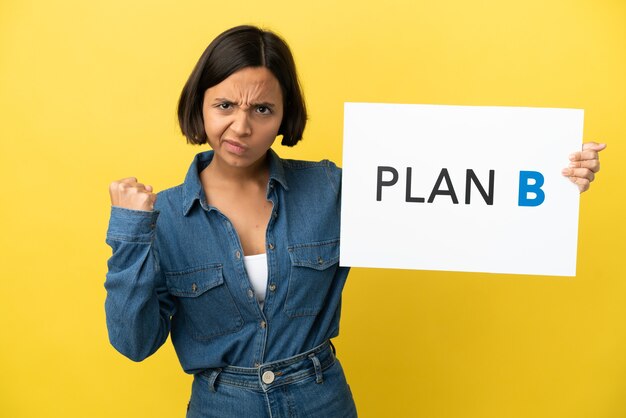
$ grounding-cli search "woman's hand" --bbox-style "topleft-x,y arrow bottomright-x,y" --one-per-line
562,142 -> 607,193
109,177 -> 157,211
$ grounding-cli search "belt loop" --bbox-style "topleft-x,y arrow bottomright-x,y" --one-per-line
206,368 -> 222,392
309,353 -> 323,384
329,340 -> 336,355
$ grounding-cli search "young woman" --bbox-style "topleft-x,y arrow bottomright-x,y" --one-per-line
105,25 -> 605,418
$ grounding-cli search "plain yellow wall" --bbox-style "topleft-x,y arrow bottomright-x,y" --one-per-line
1,0 -> 624,417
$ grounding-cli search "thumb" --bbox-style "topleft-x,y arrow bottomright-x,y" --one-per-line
582,142 -> 607,152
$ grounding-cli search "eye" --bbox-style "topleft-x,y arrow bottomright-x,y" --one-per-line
217,102 -> 232,110
256,105 -> 272,115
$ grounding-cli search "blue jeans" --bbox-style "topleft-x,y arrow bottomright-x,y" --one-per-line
186,341 -> 358,417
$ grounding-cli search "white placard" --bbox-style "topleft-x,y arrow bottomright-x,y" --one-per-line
340,103 -> 583,276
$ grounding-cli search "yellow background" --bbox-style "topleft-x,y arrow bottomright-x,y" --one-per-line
1,0 -> 624,417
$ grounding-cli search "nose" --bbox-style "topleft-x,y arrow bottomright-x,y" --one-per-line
230,109 -> 252,137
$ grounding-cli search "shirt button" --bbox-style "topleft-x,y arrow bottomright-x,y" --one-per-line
268,243 -> 275,250
191,283 -> 198,292
262,370 -> 275,384
268,283 -> 276,292
247,289 -> 254,298
260,320 -> 267,329
272,211 -> 278,218
235,250 -> 241,259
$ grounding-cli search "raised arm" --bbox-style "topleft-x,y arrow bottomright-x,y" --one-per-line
104,178 -> 174,361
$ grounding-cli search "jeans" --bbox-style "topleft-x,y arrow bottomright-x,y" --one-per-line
186,341 -> 358,418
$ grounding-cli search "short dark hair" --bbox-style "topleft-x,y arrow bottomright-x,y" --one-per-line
178,25 -> 307,146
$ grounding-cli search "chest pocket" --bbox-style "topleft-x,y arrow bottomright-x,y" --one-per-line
284,239 -> 340,318
166,264 -> 243,341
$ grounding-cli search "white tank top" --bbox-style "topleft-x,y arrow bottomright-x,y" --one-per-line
243,253 -> 268,308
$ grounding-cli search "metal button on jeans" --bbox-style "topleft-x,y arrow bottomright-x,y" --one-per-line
262,370 -> 275,384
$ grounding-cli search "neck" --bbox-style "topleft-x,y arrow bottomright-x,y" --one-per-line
204,151 -> 270,186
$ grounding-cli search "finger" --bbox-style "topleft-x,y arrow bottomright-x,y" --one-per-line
110,180 -> 144,200
145,185 -> 153,193
117,181 -> 135,192
569,150 -> 599,162
568,159 -> 600,173
117,177 -> 139,184
136,191 -> 157,211
582,142 -> 607,152
110,178 -> 138,196
562,167 -> 595,182
118,182 -> 152,194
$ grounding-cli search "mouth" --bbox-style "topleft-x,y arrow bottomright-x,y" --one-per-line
222,139 -> 247,155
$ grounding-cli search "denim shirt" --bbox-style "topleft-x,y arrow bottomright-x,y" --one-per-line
104,149 -> 349,374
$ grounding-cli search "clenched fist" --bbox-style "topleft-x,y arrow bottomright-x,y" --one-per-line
109,177 -> 156,211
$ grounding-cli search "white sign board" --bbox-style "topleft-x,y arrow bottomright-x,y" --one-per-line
340,103 -> 583,276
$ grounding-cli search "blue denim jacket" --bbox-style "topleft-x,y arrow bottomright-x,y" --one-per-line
105,150 -> 349,374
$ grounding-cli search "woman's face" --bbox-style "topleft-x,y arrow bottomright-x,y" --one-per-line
202,66 -> 284,171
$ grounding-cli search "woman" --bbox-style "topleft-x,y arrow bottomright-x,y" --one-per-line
105,25 -> 605,417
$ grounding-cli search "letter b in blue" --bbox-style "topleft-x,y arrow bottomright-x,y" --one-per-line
518,171 -> 545,207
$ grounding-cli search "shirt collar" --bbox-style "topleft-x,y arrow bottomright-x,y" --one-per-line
182,148 -> 289,216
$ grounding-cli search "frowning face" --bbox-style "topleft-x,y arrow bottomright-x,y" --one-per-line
202,66 -> 284,171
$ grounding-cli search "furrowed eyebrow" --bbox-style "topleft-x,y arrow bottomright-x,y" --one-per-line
251,102 -> 275,109
212,98 -> 275,108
